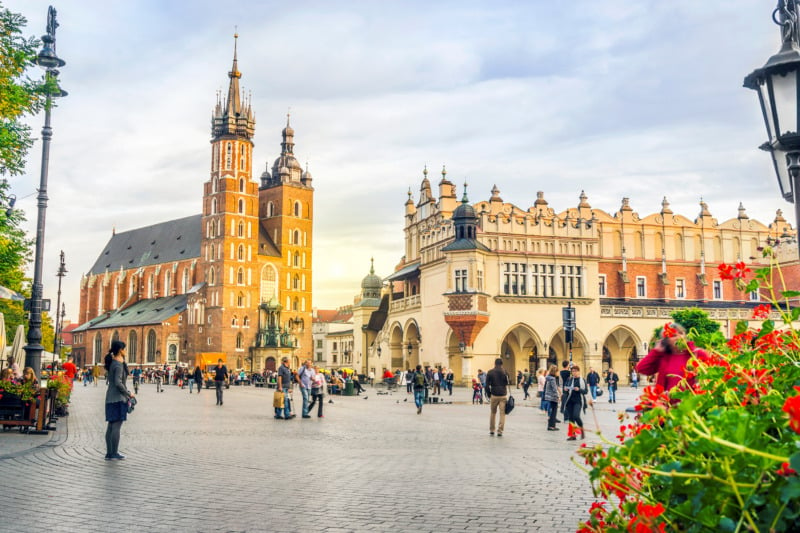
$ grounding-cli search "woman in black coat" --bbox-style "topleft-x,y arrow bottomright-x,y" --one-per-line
562,364 -> 590,441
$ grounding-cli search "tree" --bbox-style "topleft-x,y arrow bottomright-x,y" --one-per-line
0,3 -> 46,343
670,307 -> 726,349
0,2 -> 46,176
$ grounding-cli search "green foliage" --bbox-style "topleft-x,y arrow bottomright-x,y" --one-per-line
0,378 -> 38,401
46,374 -> 70,407
0,2 -> 46,177
580,257 -> 800,532
671,307 -> 726,349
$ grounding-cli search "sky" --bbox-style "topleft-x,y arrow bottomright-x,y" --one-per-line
3,0 -> 792,324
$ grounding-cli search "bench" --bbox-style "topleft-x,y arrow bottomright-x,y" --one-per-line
0,389 -> 48,433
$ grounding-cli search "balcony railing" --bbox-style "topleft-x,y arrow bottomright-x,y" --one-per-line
390,294 -> 421,312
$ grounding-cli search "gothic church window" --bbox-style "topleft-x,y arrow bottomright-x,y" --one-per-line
260,265 -> 277,302
236,333 -> 243,350
268,202 -> 275,217
237,268 -> 244,284
238,292 -> 244,307
129,331 -> 137,361
238,221 -> 244,237
146,329 -> 157,363
164,271 -> 172,296
238,199 -> 244,214
94,333 -> 103,365
239,178 -> 245,192
182,269 -> 189,293
238,245 -> 244,261
226,143 -> 232,169
294,201 -> 301,217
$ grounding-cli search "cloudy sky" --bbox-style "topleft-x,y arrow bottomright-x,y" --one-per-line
4,0 -> 790,323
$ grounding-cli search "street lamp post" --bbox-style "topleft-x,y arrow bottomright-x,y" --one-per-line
744,0 -> 800,257
51,251 -> 66,374
24,6 -> 67,378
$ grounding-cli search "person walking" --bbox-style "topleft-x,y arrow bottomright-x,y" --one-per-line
92,364 -> 100,387
477,369 -> 487,401
605,368 -> 619,403
405,368 -> 414,394
516,369 -> 523,389
352,373 -> 366,395
586,367 -> 600,400
412,364 -> 428,414
630,369 -> 639,389
636,322 -> 708,395
307,367 -> 325,418
485,358 -> 510,437
296,360 -> 314,418
193,365 -> 203,394
277,357 -> 295,419
445,368 -> 454,396
432,367 -> 441,396
213,358 -> 228,406
562,364 -> 589,441
521,368 -> 531,400
543,364 -> 561,431
104,340 -> 134,460
62,355 -> 77,384
155,368 -> 164,393
536,368 -> 547,411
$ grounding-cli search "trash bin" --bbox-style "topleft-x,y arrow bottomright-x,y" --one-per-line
344,379 -> 354,396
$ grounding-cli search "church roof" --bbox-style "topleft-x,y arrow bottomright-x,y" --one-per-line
88,214 -> 201,275
73,293 -> 190,332
257,221 -> 282,257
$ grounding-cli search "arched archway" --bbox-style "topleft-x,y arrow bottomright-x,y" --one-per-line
388,323 -> 404,371
601,326 -> 642,383
404,320 -> 421,370
546,328 -> 589,369
498,323 -> 542,380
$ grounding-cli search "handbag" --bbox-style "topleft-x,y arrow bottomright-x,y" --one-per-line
536,391 -> 542,398
597,388 -> 603,397
504,395 -> 515,415
272,390 -> 285,408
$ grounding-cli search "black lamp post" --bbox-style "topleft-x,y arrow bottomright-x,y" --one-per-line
744,0 -> 800,257
407,342 -> 412,356
51,250 -> 66,374
24,6 -> 67,378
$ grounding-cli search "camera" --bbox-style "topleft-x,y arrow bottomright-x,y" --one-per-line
127,397 -> 137,413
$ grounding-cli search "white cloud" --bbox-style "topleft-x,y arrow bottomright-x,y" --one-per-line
3,0 -> 793,321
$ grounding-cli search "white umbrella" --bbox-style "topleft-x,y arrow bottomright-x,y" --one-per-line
9,324 -> 25,366
0,313 -> 5,370
0,285 -> 24,301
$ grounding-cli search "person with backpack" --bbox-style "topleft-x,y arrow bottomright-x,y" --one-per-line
405,368 -> 414,394
562,364 -> 590,441
485,358 -> 510,437
412,364 -> 428,414
521,368 -> 532,400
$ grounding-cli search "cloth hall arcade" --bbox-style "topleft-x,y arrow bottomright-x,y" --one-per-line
358,168 -> 799,385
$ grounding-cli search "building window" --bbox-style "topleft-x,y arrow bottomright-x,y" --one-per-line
238,199 -> 244,214
316,339 -> 323,349
168,344 -> 177,363
225,143 -> 232,169
243,316 -> 250,327
232,315 -> 238,327
502,263 -> 527,295
239,178 -> 245,192
316,352 -> 323,361
559,265 -> 582,298
146,329 -> 157,363
128,331 -> 137,362
268,202 -> 275,217
164,270 -> 172,296
636,276 -> 647,298
749,290 -> 760,302
530,264 -> 555,297
93,333 -> 103,365
598,275 -> 606,297
236,333 -> 243,350
237,292 -> 244,307
294,201 -> 301,217
675,278 -> 686,299
454,269 -> 467,292
477,270 -> 484,292
713,280 -> 723,300
238,221 -> 244,237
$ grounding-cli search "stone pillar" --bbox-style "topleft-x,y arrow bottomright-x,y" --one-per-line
461,354 -> 472,386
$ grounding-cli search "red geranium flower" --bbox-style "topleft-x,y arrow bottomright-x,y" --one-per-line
751,304 -> 772,320
662,323 -> 677,338
776,462 -> 797,477
783,386 -> 800,434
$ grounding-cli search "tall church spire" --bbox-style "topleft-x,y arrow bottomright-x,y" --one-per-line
211,33 -> 255,141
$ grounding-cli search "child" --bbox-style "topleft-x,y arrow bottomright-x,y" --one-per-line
472,378 -> 483,404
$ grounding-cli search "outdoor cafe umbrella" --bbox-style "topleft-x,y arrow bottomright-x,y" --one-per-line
0,312 -> 5,369
0,285 -> 25,301
9,324 -> 25,366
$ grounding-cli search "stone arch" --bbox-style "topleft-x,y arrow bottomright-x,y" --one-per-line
497,323 -> 544,378
388,322 -> 404,371
601,325 -> 643,382
403,319 -> 421,369
545,327 -> 589,369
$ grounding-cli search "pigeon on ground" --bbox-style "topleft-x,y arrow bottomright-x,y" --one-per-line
363,396 -> 368,400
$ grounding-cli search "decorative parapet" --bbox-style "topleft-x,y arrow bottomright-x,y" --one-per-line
389,294 -> 421,312
494,296 -> 594,305
599,305 -> 771,321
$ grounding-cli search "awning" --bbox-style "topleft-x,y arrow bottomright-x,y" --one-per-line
384,262 -> 420,282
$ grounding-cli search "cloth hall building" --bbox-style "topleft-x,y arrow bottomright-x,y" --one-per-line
353,167 -> 799,385
71,40 -> 314,372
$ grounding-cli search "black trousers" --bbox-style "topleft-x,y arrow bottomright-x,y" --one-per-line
564,400 -> 583,428
215,380 -> 224,404
547,400 -> 559,428
308,392 -> 323,416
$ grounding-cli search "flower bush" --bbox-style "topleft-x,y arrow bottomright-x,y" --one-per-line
0,379 -> 39,402
578,255 -> 800,532
46,373 -> 71,409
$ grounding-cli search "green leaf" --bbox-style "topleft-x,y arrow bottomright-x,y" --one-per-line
792,307 -> 800,322
744,279 -> 759,293
782,290 -> 800,298
757,319 -> 775,338
735,320 -> 749,335
718,517 -> 736,532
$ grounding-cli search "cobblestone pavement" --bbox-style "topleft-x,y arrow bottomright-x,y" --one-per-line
0,381 -> 643,533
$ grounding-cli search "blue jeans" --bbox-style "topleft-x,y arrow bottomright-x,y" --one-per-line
188,378 -> 195,393
282,387 -> 292,416
632,379 -> 638,389
608,387 -> 616,402
414,389 -> 425,409
589,385 -> 597,400
301,387 -> 310,416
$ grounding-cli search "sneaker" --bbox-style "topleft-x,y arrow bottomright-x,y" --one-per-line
497,432 -> 502,437
417,407 -> 421,414
318,415 -> 324,418
111,453 -> 126,460
274,416 -> 285,419
547,427 -> 558,431
490,432 -> 494,436
302,415 -> 311,418
567,436 -> 577,441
